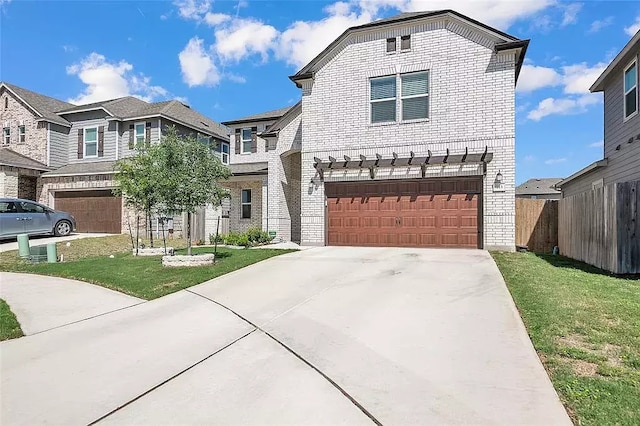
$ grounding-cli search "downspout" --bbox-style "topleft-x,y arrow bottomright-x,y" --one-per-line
115,121 -> 119,160
46,122 -> 51,166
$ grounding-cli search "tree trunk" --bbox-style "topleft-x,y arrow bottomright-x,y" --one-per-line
148,210 -> 154,248
161,218 -> 167,255
186,211 -> 192,256
135,214 -> 140,255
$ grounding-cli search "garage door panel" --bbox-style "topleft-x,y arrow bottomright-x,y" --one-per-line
55,190 -> 121,234
326,178 -> 481,249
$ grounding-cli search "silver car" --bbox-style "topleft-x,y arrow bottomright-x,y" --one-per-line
0,198 -> 77,238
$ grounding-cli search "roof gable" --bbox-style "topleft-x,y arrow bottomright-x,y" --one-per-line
1,82 -> 73,127
222,106 -> 294,126
591,31 -> 640,92
290,10 -> 526,86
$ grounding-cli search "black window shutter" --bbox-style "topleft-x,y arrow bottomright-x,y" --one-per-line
250,126 -> 257,153
145,121 -> 151,148
128,124 -> 134,149
77,128 -> 83,159
97,126 -> 104,157
235,128 -> 241,154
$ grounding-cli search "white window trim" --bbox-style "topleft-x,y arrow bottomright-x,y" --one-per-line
370,75 -> 397,124
134,121 -> 146,147
623,59 -> 638,122
18,125 -> 25,143
240,128 -> 252,154
2,127 -> 9,145
400,71 -> 430,122
84,127 -> 98,158
221,142 -> 230,165
400,35 -> 411,52
385,37 -> 397,55
241,189 -> 251,219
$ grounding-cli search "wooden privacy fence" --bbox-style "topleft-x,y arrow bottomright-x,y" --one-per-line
515,198 -> 558,253
558,180 -> 639,274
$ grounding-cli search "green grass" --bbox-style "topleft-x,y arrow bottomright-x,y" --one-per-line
1,246 -> 295,300
492,252 -> 640,426
0,299 -> 24,341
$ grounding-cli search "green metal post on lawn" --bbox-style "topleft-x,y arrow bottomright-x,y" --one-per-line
17,234 -> 30,258
46,243 -> 57,263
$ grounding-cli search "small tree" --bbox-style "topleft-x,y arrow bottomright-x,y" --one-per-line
113,147 -> 161,249
155,128 -> 230,255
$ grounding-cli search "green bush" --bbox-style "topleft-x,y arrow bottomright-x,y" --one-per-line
209,233 -> 224,244
218,228 -> 273,247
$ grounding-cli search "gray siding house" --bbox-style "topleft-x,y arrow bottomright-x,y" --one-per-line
0,81 -> 229,235
558,31 -> 640,195
215,10 -> 528,250
516,178 -> 562,199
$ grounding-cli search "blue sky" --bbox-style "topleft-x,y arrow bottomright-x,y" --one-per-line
1,0 -> 639,184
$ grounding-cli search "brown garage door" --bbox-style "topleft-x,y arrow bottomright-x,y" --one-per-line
55,190 -> 122,233
326,178 -> 482,248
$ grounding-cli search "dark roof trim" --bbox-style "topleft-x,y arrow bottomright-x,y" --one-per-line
556,159 -> 608,187
262,101 -> 302,135
222,115 -> 287,126
57,106 -> 114,116
495,39 -> 530,83
290,10 -> 521,84
591,30 -> 640,92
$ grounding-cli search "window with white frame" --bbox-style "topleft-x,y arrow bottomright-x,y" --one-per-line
18,125 -> 25,143
624,61 -> 637,119
134,122 -> 145,147
241,189 -> 251,219
84,127 -> 98,157
386,38 -> 396,53
400,35 -> 411,51
401,71 -> 429,120
370,76 -> 397,123
241,128 -> 252,153
220,142 -> 230,164
2,127 -> 9,145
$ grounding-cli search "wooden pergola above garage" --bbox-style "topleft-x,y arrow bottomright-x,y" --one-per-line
313,147 -> 493,180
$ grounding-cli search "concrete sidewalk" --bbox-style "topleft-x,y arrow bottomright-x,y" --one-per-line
0,272 -> 142,334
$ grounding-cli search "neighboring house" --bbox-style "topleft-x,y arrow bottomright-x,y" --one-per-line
516,178 -> 562,199
0,81 -> 229,235
557,32 -> 640,196
555,32 -> 640,274
217,10 -> 528,250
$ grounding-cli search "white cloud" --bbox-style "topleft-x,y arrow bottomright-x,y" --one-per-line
215,18 -> 278,62
178,37 -> 220,87
227,74 -> 246,83
588,16 -> 613,33
204,12 -> 230,26
589,140 -> 604,148
560,3 -> 582,27
173,0 -> 210,20
624,16 -> 640,36
517,65 -> 562,93
561,62 -> 608,94
545,158 -> 567,165
62,45 -> 77,52
523,155 -> 535,162
66,53 -> 167,104
527,95 -> 600,121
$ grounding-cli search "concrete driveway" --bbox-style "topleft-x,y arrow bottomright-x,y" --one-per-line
0,247 -> 571,425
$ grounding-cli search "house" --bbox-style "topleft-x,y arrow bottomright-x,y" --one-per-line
216,10 -> 528,250
0,82 -> 229,235
557,33 -> 640,196
516,178 -> 562,199
555,32 -> 640,274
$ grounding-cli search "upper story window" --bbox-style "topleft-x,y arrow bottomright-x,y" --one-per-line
2,127 -> 9,145
4,98 -> 8,109
241,128 -> 252,154
400,35 -> 411,51
370,76 -> 397,123
18,125 -> 25,143
134,122 -> 146,147
401,71 -> 429,120
386,38 -> 396,53
216,142 -> 230,164
624,61 -> 637,120
84,127 -> 98,157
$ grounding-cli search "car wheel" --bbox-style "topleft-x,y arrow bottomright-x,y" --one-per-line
54,220 -> 72,237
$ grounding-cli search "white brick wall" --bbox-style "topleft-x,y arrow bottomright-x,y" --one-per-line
0,169 -> 19,197
299,19 -> 516,250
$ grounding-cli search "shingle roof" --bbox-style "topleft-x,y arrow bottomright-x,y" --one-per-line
0,148 -> 51,170
156,101 -> 229,140
1,82 -> 73,127
516,178 -> 563,195
222,106 -> 293,126
229,162 -> 268,175
42,161 -> 117,177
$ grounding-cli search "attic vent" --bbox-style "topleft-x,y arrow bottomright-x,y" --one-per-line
201,121 -> 209,127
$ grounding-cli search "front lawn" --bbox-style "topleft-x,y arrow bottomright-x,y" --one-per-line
492,252 -> 640,426
0,299 -> 23,341
0,236 -> 295,300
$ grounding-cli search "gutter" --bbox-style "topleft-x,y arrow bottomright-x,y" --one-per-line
495,39 -> 530,84
556,159 -> 608,187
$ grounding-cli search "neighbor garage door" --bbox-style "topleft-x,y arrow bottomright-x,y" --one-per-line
325,178 -> 481,248
55,190 -> 122,233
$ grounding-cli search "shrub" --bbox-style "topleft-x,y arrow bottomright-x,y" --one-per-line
221,228 -> 274,247
209,233 -> 224,244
